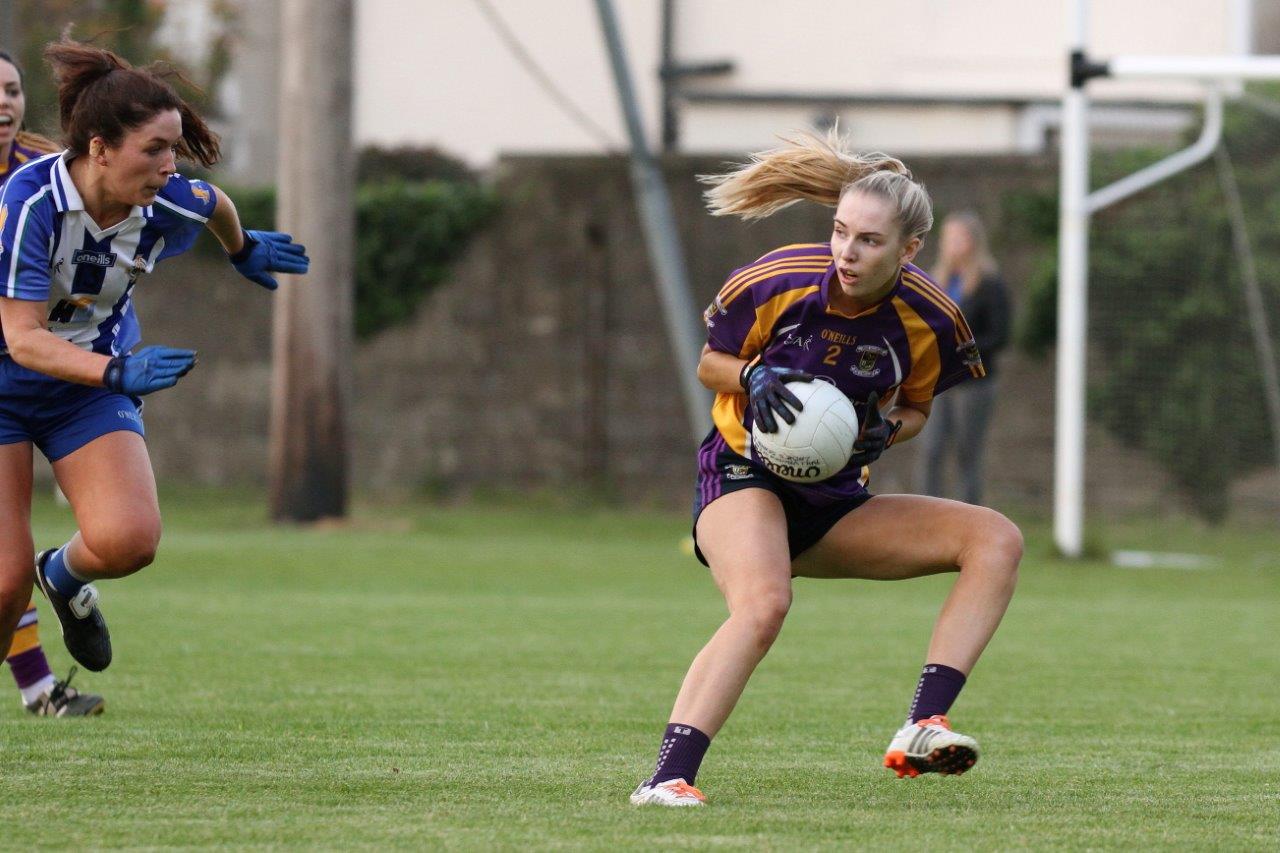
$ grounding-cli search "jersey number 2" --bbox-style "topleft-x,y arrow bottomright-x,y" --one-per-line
823,344 -> 842,366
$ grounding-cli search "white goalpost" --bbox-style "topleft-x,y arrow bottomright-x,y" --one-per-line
1055,0 -> 1280,556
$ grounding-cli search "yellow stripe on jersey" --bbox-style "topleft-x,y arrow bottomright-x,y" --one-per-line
900,273 -> 984,380
901,270 -> 976,343
740,285 -> 821,359
751,242 -> 829,263
716,258 -> 830,309
891,295 -> 943,403
721,251 -> 829,296
712,392 -> 751,456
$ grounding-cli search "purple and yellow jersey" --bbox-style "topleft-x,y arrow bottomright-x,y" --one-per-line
0,151 -> 218,355
703,242 -> 985,498
0,138 -> 50,186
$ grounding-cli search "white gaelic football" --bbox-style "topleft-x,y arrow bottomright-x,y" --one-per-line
751,380 -> 860,483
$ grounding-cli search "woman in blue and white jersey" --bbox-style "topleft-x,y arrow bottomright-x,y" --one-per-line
0,38 -> 309,675
0,47 -> 108,716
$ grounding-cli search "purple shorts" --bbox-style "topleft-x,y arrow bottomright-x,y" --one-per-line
691,429 -> 872,566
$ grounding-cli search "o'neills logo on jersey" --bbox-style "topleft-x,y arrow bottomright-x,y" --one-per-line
820,329 -> 857,346
72,249 -> 117,268
851,343 -> 888,378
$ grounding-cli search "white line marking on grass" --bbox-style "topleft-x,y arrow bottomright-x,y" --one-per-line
1110,550 -> 1222,570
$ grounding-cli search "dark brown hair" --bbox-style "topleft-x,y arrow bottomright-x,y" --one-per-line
43,36 -> 220,167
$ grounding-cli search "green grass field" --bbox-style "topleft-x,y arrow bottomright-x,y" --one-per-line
3,491 -> 1277,850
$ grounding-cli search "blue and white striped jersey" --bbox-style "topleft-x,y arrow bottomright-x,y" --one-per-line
0,151 -> 218,355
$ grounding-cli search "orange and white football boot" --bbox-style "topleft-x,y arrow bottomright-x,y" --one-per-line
883,714 -> 979,778
629,778 -> 708,806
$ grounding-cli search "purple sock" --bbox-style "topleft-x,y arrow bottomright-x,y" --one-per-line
8,647 -> 54,690
908,663 -> 967,723
647,723 -> 711,786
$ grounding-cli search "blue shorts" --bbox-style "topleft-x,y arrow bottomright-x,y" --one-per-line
0,356 -> 145,462
691,430 -> 872,567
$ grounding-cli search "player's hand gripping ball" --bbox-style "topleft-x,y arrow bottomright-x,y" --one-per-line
847,390 -> 903,469
228,229 -> 310,290
743,361 -> 814,434
751,379 -> 860,483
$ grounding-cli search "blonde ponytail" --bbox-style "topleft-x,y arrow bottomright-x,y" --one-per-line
700,127 -> 909,220
16,130 -> 61,155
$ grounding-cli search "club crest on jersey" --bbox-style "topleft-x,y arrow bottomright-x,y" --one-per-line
723,464 -> 753,481
0,204 -> 7,234
851,343 -> 888,378
72,249 -> 117,268
126,254 -> 149,286
957,338 -> 983,368
190,181 -> 212,203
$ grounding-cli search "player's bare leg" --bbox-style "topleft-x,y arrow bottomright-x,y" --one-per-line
632,488 -> 794,806
0,441 -> 36,665
35,431 -> 161,671
795,494 -> 1022,776
51,431 -> 161,580
671,489 -> 794,735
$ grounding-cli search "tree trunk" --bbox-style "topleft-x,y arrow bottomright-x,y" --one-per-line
269,0 -> 354,521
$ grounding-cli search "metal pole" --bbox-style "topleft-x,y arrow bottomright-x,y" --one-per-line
269,0 -> 354,521
660,0 -> 677,152
1230,0 -> 1253,55
1108,55 -> 1280,79
1086,88 -> 1223,213
1055,0 -> 1090,557
593,0 -> 711,443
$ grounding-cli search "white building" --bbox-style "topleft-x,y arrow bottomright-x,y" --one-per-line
176,0 -> 1280,178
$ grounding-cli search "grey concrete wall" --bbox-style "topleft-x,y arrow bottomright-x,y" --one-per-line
53,153 -> 1272,520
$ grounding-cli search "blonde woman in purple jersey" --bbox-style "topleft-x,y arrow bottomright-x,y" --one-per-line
630,131 -> 1023,806
0,49 -> 104,717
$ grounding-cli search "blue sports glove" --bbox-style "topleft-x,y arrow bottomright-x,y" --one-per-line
848,391 -> 903,468
103,345 -> 198,396
228,230 -> 310,290
742,360 -> 813,434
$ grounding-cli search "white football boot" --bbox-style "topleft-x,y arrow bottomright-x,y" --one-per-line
883,714 -> 979,778
629,778 -> 707,806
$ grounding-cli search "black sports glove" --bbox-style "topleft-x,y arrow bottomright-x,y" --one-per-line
848,390 -> 902,468
742,359 -> 813,434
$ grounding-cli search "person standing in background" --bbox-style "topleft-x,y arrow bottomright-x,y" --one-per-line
918,211 -> 1011,505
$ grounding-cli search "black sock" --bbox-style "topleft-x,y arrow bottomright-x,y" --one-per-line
646,723 -> 711,786
907,663 -> 967,723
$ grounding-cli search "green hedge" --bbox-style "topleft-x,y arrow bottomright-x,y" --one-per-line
220,180 -> 496,339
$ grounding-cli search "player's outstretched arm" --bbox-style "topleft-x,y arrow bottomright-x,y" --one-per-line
206,185 -> 311,290
103,346 -> 198,395
0,297 -> 195,393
